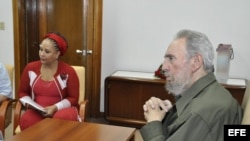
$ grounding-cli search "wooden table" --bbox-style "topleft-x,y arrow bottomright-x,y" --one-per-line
6,118 -> 136,141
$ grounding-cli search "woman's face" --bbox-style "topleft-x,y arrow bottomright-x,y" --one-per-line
39,39 -> 60,65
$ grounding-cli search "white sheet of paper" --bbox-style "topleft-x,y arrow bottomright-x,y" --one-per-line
225,78 -> 246,86
112,70 -> 159,79
20,97 -> 45,112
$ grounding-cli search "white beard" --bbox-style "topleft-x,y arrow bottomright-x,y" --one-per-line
165,64 -> 192,96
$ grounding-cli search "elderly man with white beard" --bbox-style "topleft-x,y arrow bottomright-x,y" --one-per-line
140,29 -> 242,141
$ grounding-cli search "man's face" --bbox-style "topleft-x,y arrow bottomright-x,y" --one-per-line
162,38 -> 193,96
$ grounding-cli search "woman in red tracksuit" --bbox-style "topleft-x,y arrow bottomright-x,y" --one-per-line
18,32 -> 80,130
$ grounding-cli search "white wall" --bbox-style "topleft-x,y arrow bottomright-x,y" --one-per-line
1,0 -> 250,112
0,0 -> 14,65
101,0 -> 250,111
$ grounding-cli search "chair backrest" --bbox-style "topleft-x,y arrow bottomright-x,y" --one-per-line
3,64 -> 14,133
241,79 -> 250,124
71,66 -> 85,102
4,64 -> 14,89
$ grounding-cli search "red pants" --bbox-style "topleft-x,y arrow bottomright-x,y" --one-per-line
20,107 -> 78,130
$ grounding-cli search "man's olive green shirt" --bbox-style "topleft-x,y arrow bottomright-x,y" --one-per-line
140,73 -> 243,141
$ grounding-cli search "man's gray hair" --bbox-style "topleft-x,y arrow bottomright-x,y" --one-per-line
174,29 -> 214,73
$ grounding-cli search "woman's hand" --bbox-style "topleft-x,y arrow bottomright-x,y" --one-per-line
42,105 -> 58,117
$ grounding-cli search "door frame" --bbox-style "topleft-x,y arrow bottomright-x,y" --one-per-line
12,0 -> 103,117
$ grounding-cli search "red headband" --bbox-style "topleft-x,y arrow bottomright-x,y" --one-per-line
44,33 -> 68,56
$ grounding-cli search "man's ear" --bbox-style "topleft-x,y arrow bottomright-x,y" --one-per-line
191,54 -> 203,72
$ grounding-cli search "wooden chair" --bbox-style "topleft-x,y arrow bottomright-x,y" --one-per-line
13,65 -> 88,134
0,64 -> 15,137
241,80 -> 250,124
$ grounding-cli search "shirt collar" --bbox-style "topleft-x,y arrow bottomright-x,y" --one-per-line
175,73 -> 216,116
